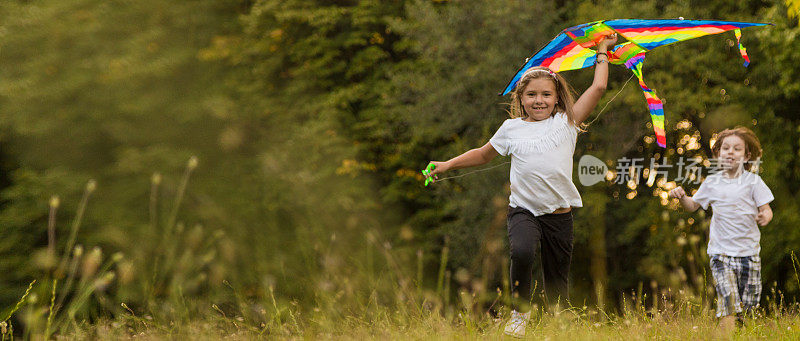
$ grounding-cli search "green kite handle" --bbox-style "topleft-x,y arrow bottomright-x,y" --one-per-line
422,163 -> 436,186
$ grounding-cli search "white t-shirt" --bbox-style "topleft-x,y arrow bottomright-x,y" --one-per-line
692,171 -> 774,256
489,112 -> 582,216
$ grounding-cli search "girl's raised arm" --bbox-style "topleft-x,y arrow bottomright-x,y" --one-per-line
573,34 -> 617,125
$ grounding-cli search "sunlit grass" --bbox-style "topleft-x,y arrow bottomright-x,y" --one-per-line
48,302 -> 800,340
2,157 -> 799,340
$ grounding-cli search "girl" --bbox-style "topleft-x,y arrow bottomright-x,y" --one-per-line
425,34 -> 617,337
669,127 -> 773,334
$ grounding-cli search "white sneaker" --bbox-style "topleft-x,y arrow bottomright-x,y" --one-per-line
503,310 -> 530,338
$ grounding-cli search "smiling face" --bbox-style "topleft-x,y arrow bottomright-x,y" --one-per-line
717,134 -> 750,173
521,78 -> 558,121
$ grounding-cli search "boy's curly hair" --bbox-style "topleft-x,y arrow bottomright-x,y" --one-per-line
711,126 -> 762,171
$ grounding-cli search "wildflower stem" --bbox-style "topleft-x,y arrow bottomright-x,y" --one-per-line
45,279 -> 57,338
791,251 -> 800,294
166,156 -> 198,235
48,196 -> 60,271
3,280 -> 36,321
436,236 -> 449,300
63,181 -> 95,259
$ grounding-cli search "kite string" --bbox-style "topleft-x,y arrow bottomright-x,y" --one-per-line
433,161 -> 511,183
583,73 -> 635,128
433,74 -> 633,184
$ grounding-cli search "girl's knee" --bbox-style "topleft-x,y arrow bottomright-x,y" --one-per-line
510,247 -> 535,263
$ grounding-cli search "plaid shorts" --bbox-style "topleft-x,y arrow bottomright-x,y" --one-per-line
709,254 -> 762,317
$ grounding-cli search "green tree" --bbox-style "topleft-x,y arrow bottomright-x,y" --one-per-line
0,0 -> 244,306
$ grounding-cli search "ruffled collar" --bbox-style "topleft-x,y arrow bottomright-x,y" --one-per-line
511,113 -> 573,154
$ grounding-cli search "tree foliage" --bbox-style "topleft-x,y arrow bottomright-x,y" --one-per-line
0,0 -> 799,318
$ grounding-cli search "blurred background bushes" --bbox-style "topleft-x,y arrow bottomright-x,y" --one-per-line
0,0 -> 799,320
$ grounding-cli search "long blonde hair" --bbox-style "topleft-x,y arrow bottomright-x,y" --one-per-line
508,67 -> 579,127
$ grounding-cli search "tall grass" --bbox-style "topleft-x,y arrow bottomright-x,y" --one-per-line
0,157 -> 230,338
2,158 -> 800,339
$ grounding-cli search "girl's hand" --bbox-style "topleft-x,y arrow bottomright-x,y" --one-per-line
756,204 -> 773,226
669,186 -> 686,199
597,33 -> 618,52
424,161 -> 450,183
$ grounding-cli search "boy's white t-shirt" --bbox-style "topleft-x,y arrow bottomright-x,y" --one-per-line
692,171 -> 774,256
489,112 -> 582,216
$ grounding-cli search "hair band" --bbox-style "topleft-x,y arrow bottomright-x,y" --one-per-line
522,68 -> 557,79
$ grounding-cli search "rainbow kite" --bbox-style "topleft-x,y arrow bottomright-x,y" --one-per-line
500,19 -> 770,147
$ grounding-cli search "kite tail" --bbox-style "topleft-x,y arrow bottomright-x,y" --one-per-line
734,29 -> 750,67
625,54 -> 666,148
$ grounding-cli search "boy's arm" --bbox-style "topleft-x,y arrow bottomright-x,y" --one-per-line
678,196 -> 702,212
669,186 -> 702,212
756,203 -> 773,226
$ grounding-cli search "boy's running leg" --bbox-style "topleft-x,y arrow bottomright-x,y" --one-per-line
710,255 -> 743,335
737,255 -> 762,318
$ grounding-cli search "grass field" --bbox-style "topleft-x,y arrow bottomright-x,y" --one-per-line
3,169 -> 799,340
51,305 -> 800,340
5,280 -> 799,340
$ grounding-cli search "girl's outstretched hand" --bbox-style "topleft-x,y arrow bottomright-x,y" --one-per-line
424,161 -> 449,184
597,33 -> 618,51
668,186 -> 686,199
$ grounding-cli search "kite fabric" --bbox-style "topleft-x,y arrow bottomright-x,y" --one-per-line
500,19 -> 770,147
